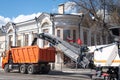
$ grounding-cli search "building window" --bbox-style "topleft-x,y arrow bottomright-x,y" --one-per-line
57,30 -> 61,37
43,29 -> 49,47
91,32 -> 95,46
9,35 -> 13,47
25,34 -> 28,46
83,30 -> 88,45
63,30 -> 70,41
73,30 -> 76,43
96,33 -> 101,45
42,22 -> 49,28
16,35 -> 20,46
17,40 -> 21,46
32,33 -> 37,45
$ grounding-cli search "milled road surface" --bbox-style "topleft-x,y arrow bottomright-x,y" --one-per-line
0,69 -> 92,80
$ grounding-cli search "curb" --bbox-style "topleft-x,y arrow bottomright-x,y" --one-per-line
62,69 -> 92,73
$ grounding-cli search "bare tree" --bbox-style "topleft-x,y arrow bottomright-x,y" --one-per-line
70,0 -> 120,28
69,0 -> 120,43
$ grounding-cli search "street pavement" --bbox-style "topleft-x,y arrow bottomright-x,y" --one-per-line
50,68 -> 93,79
0,67 -> 93,80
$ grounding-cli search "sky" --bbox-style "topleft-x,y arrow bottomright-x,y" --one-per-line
0,0 -> 66,18
0,0 -> 108,28
0,0 -> 72,27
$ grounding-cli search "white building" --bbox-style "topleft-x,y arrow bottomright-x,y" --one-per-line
0,29 -> 5,67
0,5 -> 110,70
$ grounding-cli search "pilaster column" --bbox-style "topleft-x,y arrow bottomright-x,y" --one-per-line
12,32 -> 16,46
38,28 -> 43,48
50,27 -> 53,35
21,33 -> 24,46
80,27 -> 83,42
6,35 -> 9,50
28,32 -> 33,46
55,51 -> 64,71
88,30 -> 91,46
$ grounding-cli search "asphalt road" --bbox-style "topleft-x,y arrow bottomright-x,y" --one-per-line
0,69 -> 92,80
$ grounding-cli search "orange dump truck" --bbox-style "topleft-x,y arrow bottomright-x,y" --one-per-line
2,45 -> 55,74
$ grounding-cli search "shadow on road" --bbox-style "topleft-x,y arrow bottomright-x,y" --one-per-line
48,70 -> 91,79
1,69 -> 91,79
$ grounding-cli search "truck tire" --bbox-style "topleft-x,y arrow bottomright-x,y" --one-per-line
27,65 -> 35,74
4,64 -> 10,73
20,64 -> 27,74
118,66 -> 120,80
41,65 -> 50,74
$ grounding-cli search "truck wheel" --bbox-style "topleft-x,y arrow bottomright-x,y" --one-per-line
4,64 -> 10,73
41,65 -> 50,74
27,65 -> 35,74
118,66 -> 120,80
20,64 -> 27,74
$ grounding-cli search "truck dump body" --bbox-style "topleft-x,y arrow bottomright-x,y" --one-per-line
11,45 -> 55,63
2,45 -> 55,74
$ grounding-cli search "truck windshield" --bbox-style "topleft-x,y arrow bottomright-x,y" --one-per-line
110,28 -> 120,37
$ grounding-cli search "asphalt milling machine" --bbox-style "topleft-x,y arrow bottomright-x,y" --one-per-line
32,27 -> 120,80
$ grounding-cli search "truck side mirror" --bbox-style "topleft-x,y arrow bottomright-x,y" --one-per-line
0,52 -> 4,57
109,27 -> 119,37
1,51 -> 6,57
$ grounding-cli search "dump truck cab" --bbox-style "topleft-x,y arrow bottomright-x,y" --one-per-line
2,50 -> 11,68
2,49 -> 13,72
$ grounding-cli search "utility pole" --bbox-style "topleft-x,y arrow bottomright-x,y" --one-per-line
78,14 -> 84,39
50,14 -> 55,35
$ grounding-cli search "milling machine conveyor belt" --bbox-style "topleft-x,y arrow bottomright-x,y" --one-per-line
38,33 -> 80,62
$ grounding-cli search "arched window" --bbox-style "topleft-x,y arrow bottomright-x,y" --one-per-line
42,22 -> 49,28
42,22 -> 50,47
24,34 -> 28,46
8,29 -> 13,47
8,29 -> 13,34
